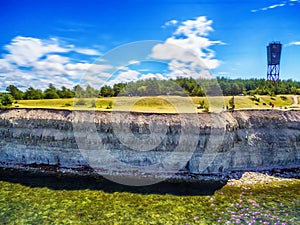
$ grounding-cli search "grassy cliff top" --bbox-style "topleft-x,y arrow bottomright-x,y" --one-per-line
9,95 -> 298,113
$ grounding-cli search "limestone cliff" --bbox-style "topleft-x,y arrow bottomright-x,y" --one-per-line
0,108 -> 299,177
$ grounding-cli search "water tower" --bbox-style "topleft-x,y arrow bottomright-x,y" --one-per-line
267,42 -> 282,82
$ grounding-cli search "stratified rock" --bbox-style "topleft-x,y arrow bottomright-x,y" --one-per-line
0,108 -> 299,178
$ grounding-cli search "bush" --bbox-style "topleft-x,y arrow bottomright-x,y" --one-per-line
65,103 -> 72,107
203,104 -> 209,112
91,99 -> 96,108
250,95 -> 260,102
280,96 -> 287,101
44,91 -> 59,99
1,94 -> 14,106
75,99 -> 86,106
106,101 -> 113,109
197,99 -> 209,111
229,96 -> 235,108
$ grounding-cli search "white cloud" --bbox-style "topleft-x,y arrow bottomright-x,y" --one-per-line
44,54 -> 70,64
112,70 -> 140,83
152,17 -> 224,69
97,16 -> 224,85
174,16 -> 213,37
0,36 -> 109,90
151,16 -> 224,80
116,65 -> 129,71
251,0 -> 299,12
105,69 -> 140,87
217,71 -> 229,75
269,3 -> 285,9
286,41 -> 300,46
0,59 -> 15,73
163,19 -> 178,28
0,16 -> 224,91
139,72 -> 166,81
74,48 -> 101,55
128,60 -> 140,65
4,36 -> 68,66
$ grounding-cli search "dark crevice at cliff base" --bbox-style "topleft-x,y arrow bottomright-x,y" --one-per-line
0,167 -> 226,196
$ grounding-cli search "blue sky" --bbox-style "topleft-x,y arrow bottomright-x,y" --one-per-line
0,0 -> 300,90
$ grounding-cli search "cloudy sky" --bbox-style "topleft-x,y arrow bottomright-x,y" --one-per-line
0,0 -> 300,91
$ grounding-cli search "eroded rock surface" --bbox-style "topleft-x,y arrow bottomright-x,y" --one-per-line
0,108 -> 299,177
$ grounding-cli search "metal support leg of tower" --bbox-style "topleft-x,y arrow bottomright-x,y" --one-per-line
267,64 -> 280,82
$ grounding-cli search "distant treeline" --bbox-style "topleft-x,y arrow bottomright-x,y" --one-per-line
2,77 -> 300,102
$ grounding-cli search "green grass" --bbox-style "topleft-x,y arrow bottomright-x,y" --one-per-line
259,95 -> 294,107
16,99 -> 75,109
12,95 -> 296,113
0,179 -> 299,224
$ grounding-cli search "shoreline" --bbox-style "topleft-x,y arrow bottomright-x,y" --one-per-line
0,163 -> 299,183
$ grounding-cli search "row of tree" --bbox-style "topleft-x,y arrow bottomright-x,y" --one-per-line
2,77 -> 300,102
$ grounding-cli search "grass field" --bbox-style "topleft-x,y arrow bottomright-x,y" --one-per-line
12,95 -> 297,113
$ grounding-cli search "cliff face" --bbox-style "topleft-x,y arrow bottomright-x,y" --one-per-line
0,108 -> 299,176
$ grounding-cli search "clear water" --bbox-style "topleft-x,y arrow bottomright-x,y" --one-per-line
0,168 -> 299,224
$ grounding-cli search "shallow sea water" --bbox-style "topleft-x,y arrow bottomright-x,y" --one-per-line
0,168 -> 299,225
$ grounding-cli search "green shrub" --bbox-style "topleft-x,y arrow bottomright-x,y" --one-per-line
91,99 -> 96,108
250,95 -> 260,102
229,96 -> 235,108
280,96 -> 287,101
75,99 -> 86,106
106,101 -> 113,109
198,99 -> 209,111
1,94 -> 14,106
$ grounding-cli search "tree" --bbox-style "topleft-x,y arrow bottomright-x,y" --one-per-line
137,86 -> 147,96
57,86 -> 74,98
1,94 -> 14,106
191,87 -> 205,96
86,85 -> 98,98
24,87 -> 43,100
73,85 -> 85,98
229,96 -> 235,109
145,78 -> 160,96
44,83 -> 59,99
113,83 -> 127,96
6,85 -> 24,100
100,85 -> 114,97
